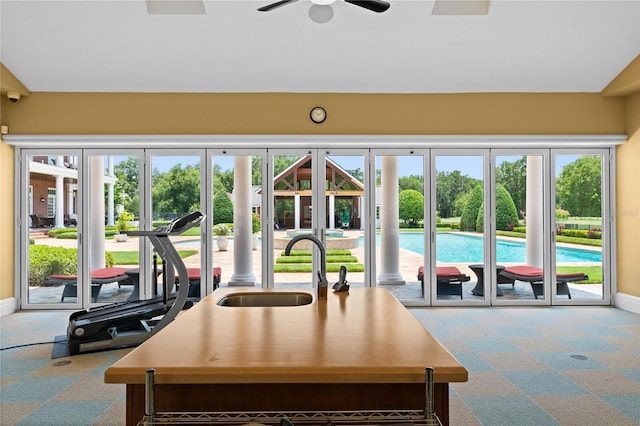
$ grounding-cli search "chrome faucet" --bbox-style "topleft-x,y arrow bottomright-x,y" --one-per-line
284,234 -> 328,300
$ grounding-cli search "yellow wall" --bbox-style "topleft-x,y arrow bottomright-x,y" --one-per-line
616,91 -> 640,297
2,92 -> 625,135
0,136 -> 15,300
0,91 -> 637,303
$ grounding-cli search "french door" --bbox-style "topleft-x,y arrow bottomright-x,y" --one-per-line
16,141 -> 613,310
269,149 -> 371,291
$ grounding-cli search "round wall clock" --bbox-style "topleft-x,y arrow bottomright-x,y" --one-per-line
310,106 -> 326,124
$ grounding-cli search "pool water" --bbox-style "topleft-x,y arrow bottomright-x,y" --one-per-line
371,232 -> 602,263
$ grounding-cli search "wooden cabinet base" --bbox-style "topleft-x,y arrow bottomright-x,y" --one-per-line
125,382 -> 449,425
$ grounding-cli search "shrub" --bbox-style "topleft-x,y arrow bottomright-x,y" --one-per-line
587,228 -> 602,239
252,213 -> 261,233
213,223 -> 231,236
399,189 -> 424,228
57,232 -> 78,240
460,186 -> 483,232
495,183 -> 520,231
213,192 -> 234,225
29,246 -> 116,287
116,210 -> 135,233
29,245 -> 77,286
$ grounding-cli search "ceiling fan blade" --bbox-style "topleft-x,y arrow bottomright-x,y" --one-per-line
344,0 -> 390,13
257,0 -> 298,12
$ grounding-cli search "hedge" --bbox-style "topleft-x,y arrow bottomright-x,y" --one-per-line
29,245 -> 115,287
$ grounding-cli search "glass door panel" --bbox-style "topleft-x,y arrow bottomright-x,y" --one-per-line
211,153 -> 263,288
374,153 -> 425,301
494,153 -> 547,303
553,153 -> 605,302
434,154 -> 485,303
24,152 -> 80,307
325,153 -> 367,289
150,153 -> 203,298
272,152 -> 314,289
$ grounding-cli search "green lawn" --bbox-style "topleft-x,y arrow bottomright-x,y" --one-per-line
557,265 -> 602,285
110,250 -> 198,265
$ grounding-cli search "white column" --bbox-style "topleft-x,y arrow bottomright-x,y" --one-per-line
526,156 -> 544,268
90,156 -> 106,270
294,194 -> 301,230
55,174 -> 65,228
359,196 -> 364,230
378,156 -> 405,285
66,183 -> 74,215
229,156 -> 256,286
106,156 -> 115,226
329,194 -> 335,229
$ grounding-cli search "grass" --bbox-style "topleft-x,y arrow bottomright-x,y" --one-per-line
277,255 -> 359,264
557,265 -> 602,284
281,249 -> 352,256
274,263 -> 365,273
110,250 -> 199,265
276,249 -> 363,272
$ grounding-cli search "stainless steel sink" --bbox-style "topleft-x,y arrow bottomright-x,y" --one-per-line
216,292 -> 313,307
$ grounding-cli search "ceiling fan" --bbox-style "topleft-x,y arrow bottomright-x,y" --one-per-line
258,0 -> 391,14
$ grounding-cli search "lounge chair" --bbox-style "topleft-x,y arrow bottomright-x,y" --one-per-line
174,267 -> 222,299
45,267 -> 132,302
417,266 -> 471,300
499,265 -> 588,299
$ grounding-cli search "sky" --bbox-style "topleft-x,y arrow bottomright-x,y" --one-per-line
115,153 -> 582,180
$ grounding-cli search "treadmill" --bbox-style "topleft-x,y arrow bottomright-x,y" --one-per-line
66,211 -> 205,355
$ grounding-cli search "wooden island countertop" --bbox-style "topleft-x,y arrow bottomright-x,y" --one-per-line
105,287 -> 468,424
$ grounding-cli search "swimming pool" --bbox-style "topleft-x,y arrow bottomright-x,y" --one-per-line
370,232 -> 602,263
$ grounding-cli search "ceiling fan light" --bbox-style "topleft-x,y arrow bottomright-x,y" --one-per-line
309,4 -> 334,23
311,0 -> 336,5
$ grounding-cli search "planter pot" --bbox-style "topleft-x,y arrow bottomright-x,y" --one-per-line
114,234 -> 129,242
216,236 -> 228,251
252,234 -> 259,250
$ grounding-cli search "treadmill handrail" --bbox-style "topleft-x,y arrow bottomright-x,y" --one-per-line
126,211 -> 205,237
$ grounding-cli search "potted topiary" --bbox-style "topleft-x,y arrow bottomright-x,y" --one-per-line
114,210 -> 135,242
213,223 -> 231,251
252,213 -> 261,250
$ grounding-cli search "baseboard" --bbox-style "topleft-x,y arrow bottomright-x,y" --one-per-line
614,292 -> 640,315
0,297 -> 18,317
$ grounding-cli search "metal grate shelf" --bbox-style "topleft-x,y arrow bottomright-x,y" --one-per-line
138,368 -> 442,426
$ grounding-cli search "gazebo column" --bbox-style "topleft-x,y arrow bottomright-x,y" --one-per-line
329,194 -> 335,230
90,156 -> 106,270
359,196 -> 364,230
294,193 -> 301,230
229,156 -> 256,286
378,156 -> 405,285
526,156 -> 544,268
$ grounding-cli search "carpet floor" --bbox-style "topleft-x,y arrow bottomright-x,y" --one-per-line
1,305 -> 639,425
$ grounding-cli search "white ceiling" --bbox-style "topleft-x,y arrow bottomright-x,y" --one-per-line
1,0 -> 639,94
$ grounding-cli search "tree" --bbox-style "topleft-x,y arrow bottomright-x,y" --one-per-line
113,157 -> 140,216
398,175 -> 424,194
213,191 -> 234,224
556,156 -> 602,217
152,164 -> 201,217
398,189 -> 424,228
436,171 -> 478,218
496,156 -> 527,216
476,183 -> 520,232
460,186 -> 483,231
